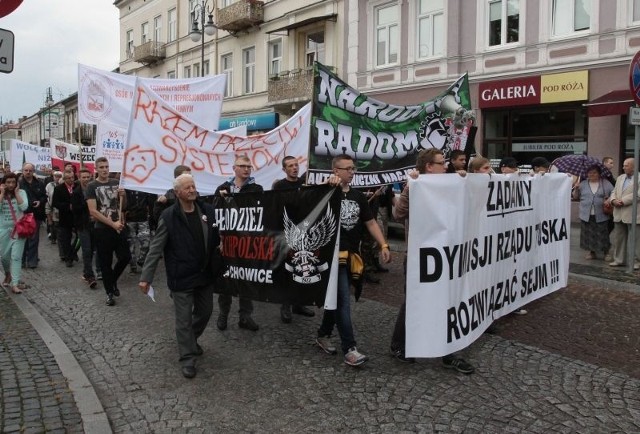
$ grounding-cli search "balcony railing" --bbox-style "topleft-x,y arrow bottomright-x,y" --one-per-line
268,66 -> 335,106
217,0 -> 264,35
133,41 -> 166,65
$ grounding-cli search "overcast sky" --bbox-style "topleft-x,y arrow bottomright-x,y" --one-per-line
0,0 -> 120,122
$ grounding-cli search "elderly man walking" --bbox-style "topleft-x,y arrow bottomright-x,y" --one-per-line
139,174 -> 221,379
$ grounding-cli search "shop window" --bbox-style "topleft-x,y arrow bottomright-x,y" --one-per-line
552,0 -> 590,37
488,0 -> 520,46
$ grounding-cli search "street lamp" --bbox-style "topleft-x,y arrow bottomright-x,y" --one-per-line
189,0 -> 216,77
45,87 -> 54,147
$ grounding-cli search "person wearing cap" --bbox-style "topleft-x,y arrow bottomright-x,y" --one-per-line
499,157 -> 519,174
45,170 -> 63,248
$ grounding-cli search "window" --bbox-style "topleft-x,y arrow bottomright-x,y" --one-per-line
189,0 -> 197,27
168,8 -> 177,42
269,40 -> 282,76
552,0 -> 590,37
221,54 -> 233,97
193,63 -> 200,78
154,16 -> 162,41
376,4 -> 399,67
184,66 -> 191,78
203,60 -> 210,76
633,0 -> 640,23
306,32 -> 325,66
417,0 -> 444,58
488,0 -> 519,46
126,30 -> 134,58
243,47 -> 255,94
222,0 -> 235,7
168,70 -> 176,79
141,22 -> 149,44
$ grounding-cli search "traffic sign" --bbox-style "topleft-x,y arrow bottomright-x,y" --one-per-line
630,107 -> 640,125
629,51 -> 640,105
0,0 -> 22,18
0,28 -> 15,74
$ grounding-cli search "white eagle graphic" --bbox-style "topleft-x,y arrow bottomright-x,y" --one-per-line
283,204 -> 337,282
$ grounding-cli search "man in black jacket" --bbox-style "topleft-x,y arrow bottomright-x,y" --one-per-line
139,174 -> 220,379
52,171 -> 77,267
71,169 -> 97,288
214,155 -> 262,332
19,163 -> 47,268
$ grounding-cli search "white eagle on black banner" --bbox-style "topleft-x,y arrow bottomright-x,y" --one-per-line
284,204 -> 337,284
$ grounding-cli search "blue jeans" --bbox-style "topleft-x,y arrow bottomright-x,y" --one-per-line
318,266 -> 356,354
23,219 -> 42,268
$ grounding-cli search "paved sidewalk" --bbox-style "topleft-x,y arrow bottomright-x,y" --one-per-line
1,226 -> 639,432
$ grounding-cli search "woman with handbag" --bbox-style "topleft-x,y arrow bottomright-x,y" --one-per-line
0,172 -> 29,294
572,165 -> 614,260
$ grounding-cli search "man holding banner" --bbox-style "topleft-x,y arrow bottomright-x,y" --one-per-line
389,149 -> 475,373
214,155 -> 263,332
316,154 -> 391,367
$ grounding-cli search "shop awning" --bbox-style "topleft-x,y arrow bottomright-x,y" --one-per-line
266,14 -> 337,35
583,90 -> 634,117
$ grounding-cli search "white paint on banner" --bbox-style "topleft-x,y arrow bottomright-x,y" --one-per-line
405,173 -> 571,357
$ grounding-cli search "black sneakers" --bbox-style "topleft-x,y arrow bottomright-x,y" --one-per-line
390,347 -> 415,363
442,356 -> 475,374
106,294 -> 115,306
238,316 -> 259,331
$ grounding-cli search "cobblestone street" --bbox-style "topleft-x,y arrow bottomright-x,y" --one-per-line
1,229 -> 639,432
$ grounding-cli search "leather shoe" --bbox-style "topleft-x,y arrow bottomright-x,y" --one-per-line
280,305 -> 292,324
195,343 -> 203,356
216,313 -> 228,331
292,305 -> 315,317
113,285 -> 120,297
239,316 -> 259,331
364,273 -> 380,284
181,365 -> 196,379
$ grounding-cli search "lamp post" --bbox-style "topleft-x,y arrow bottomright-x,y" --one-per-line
45,87 -> 54,147
189,0 -> 216,77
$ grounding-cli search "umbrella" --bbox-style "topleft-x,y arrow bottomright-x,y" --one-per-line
550,154 -> 613,182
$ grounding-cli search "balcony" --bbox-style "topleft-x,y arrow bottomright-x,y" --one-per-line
217,0 -> 264,35
133,41 -> 166,65
268,67 -> 336,112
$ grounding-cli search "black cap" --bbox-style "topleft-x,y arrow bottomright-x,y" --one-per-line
499,157 -> 518,168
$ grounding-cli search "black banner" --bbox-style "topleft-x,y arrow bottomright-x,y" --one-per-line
214,185 -> 340,307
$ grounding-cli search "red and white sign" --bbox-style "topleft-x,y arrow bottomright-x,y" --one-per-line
479,76 -> 541,108
0,0 -> 23,18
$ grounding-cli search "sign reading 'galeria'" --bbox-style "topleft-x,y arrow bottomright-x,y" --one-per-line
406,173 -> 571,357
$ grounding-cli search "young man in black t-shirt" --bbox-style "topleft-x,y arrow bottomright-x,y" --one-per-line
272,156 -> 316,324
316,154 -> 391,367
86,157 -> 131,306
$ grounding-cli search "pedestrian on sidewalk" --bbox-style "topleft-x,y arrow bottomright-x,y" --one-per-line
139,174 -> 221,379
0,172 -> 29,294
607,157 -> 640,269
572,165 -> 613,260
19,163 -> 47,269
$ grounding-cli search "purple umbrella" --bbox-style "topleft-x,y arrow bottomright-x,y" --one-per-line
550,154 -> 613,182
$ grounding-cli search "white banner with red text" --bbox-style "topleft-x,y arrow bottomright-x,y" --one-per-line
121,78 -> 310,195
406,173 -> 571,357
78,64 -> 226,129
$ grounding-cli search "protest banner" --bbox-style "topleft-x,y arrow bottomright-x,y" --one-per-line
78,64 -> 226,130
307,62 -> 476,187
121,78 -> 310,195
214,185 -> 340,309
405,173 -> 571,357
96,122 -> 247,173
49,138 -> 95,173
9,139 -> 50,174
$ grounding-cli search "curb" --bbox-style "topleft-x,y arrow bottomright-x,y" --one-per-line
568,272 -> 640,295
3,287 -> 112,434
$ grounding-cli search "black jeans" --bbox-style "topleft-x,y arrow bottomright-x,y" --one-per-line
94,227 -> 131,295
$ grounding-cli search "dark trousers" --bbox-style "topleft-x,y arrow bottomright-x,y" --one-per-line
57,225 -> 74,262
218,294 -> 253,318
172,285 -> 214,367
78,227 -> 96,279
94,227 -> 131,295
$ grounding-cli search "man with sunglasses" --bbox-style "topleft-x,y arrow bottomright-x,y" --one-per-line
214,155 -> 262,332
